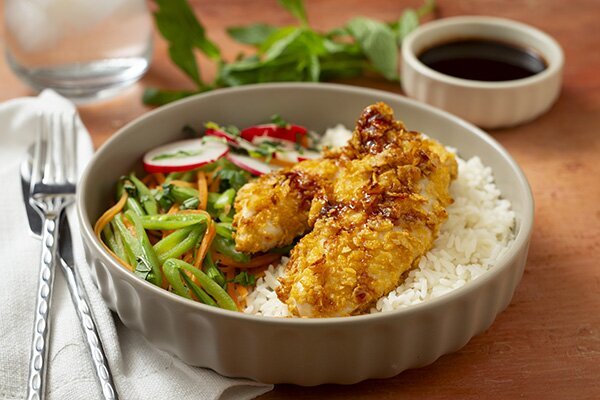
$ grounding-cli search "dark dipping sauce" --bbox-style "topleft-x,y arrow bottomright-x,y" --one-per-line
418,39 -> 547,82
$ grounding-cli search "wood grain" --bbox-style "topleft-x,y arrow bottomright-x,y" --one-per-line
1,1 -> 599,399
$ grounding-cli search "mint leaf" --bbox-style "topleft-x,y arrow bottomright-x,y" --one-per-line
396,9 -> 419,44
346,17 -> 398,81
278,0 -> 308,25
168,42 -> 201,86
142,88 -> 200,106
263,28 -> 303,60
227,23 -> 277,46
307,53 -> 320,81
417,0 -> 436,18
154,0 -> 220,87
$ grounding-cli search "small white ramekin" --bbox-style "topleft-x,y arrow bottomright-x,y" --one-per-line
401,16 -> 564,129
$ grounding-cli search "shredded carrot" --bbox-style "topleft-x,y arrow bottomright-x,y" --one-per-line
263,157 -> 296,168
209,176 -> 220,192
299,135 -> 310,148
207,166 -> 222,184
222,267 -> 241,310
142,174 -> 155,186
227,283 -> 241,310
197,171 -> 208,210
237,285 -> 249,301
94,193 -> 128,237
169,179 -> 196,188
194,214 -> 217,268
93,193 -> 133,271
153,173 -> 166,185
213,252 -> 282,269
236,285 -> 249,309
249,264 -> 270,278
220,265 -> 234,278
183,252 -> 194,264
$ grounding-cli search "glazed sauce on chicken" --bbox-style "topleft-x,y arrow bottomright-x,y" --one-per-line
418,39 -> 547,81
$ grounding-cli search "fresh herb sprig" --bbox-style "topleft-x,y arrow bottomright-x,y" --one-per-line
144,0 -> 436,106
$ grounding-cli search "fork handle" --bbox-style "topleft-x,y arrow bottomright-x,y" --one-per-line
59,259 -> 118,400
27,213 -> 60,400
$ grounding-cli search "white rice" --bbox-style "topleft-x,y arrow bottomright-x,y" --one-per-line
243,129 -> 516,317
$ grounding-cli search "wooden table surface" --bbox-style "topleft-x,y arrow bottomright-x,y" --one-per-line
2,1 -> 599,399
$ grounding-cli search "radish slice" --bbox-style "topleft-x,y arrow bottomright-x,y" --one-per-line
143,139 -> 229,173
251,136 -> 321,162
205,129 -> 239,145
226,153 -> 281,176
252,135 -> 296,150
241,124 -> 307,143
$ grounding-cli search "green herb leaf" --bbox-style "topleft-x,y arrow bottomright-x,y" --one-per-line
142,88 -> 199,106
152,149 -> 202,161
263,27 -> 303,60
396,9 -> 419,44
227,23 -> 277,46
270,114 -> 289,128
232,271 -> 256,286
182,125 -> 200,138
169,42 -> 201,86
154,0 -> 220,87
307,53 -> 320,81
213,163 -> 250,191
223,125 -> 241,136
155,189 -> 174,211
150,0 -> 435,105
119,178 -> 137,197
278,0 -> 308,25
346,17 -> 399,81
417,0 -> 436,18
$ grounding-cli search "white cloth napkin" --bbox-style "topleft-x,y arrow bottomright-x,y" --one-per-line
0,91 -> 273,400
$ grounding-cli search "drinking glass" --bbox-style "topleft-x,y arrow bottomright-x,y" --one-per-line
4,0 -> 153,103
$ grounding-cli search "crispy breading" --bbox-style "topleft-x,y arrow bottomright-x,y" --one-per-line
233,158 -> 338,253
234,102 -> 457,317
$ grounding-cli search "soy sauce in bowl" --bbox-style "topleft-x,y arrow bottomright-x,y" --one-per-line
418,39 -> 547,82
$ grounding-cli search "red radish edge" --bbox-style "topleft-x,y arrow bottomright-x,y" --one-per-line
143,139 -> 229,173
226,153 -> 280,176
205,129 -> 239,144
241,124 -> 307,142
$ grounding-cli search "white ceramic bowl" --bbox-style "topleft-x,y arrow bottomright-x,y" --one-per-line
77,83 -> 534,385
401,16 -> 564,129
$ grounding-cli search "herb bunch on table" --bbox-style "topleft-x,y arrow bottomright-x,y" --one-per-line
144,0 -> 436,105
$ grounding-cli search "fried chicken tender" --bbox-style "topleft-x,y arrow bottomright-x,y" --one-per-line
233,158 -> 338,253
233,102 -> 457,317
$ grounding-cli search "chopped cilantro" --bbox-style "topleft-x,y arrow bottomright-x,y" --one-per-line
152,149 -> 202,161
232,271 -> 256,286
270,114 -> 289,128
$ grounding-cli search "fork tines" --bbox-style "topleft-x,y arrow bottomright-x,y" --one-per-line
30,113 -> 77,198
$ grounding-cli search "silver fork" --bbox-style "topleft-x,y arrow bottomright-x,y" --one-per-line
26,114 -> 118,400
27,113 -> 77,400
